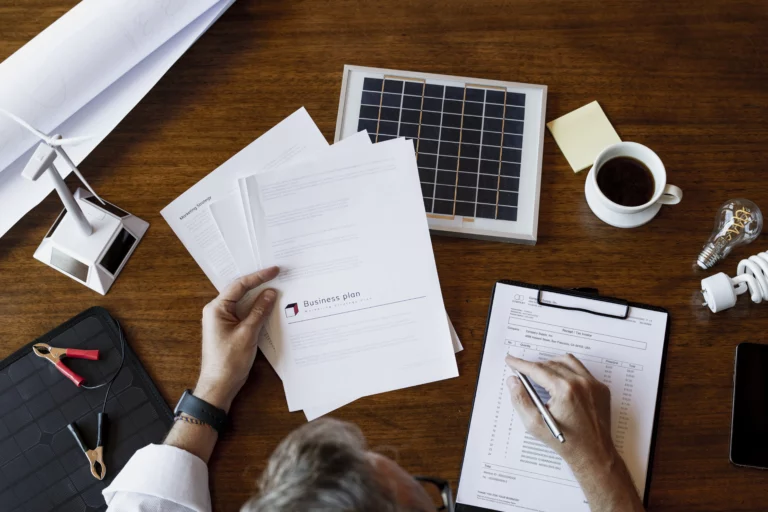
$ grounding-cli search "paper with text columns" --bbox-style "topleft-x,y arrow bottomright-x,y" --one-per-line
217,132 -> 462,420
161,108 -> 327,292
162,107 -> 327,379
250,138 -> 459,411
456,283 -> 667,511
224,132 -> 462,419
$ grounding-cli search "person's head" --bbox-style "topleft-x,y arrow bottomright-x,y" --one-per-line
242,418 -> 443,511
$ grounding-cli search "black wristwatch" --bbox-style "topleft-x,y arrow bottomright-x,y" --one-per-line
173,389 -> 229,433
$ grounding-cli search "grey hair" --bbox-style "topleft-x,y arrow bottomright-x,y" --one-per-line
242,418 -> 406,512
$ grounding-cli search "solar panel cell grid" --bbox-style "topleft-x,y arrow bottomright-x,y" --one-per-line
358,77 -> 526,221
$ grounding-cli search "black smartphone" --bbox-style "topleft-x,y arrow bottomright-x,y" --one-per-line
731,343 -> 768,468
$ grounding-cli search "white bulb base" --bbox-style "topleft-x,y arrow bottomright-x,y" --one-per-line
701,272 -> 738,313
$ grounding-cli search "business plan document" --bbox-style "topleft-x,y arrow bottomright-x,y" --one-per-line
166,110 -> 463,420
215,132 -> 461,420
250,138 -> 459,410
456,282 -> 668,511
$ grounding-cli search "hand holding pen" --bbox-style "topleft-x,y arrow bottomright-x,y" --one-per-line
504,354 -> 616,467
504,353 -> 644,512
513,368 -> 565,443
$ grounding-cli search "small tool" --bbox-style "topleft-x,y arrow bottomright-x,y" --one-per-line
514,370 -> 565,444
68,413 -> 107,480
32,343 -> 99,387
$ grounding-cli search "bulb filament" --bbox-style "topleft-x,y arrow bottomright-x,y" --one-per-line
725,207 -> 752,240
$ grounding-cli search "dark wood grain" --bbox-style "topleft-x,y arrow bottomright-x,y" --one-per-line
1,1 -> 767,510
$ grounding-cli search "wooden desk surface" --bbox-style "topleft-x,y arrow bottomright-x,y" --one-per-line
1,1 -> 767,510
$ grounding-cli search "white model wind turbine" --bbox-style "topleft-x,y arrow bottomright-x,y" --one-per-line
1,109 -> 149,294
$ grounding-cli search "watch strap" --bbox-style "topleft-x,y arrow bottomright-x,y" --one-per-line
173,389 -> 228,433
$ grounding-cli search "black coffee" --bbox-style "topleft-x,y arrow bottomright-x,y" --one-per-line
596,157 -> 655,207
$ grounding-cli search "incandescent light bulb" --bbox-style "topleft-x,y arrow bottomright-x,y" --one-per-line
697,198 -> 763,269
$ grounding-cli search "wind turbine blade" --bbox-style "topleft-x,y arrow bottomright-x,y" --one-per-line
53,146 -> 105,205
51,135 -> 94,146
0,107 -> 52,143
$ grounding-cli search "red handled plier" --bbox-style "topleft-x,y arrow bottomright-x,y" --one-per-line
32,343 -> 99,387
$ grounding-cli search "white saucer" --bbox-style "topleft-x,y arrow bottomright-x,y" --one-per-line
584,177 -> 661,228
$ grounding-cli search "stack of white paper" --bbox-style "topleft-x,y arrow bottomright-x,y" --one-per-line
162,108 -> 462,420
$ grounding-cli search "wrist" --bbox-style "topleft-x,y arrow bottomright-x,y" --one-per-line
567,444 -> 643,510
566,441 -> 621,479
193,378 -> 237,413
569,445 -> 635,494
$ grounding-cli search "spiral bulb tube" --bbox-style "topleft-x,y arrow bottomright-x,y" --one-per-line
701,250 -> 768,312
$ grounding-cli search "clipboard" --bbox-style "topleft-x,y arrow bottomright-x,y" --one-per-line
455,280 -> 671,511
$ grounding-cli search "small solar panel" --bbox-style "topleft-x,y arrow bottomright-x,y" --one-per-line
51,248 -> 89,283
336,66 -> 546,244
100,229 -> 137,275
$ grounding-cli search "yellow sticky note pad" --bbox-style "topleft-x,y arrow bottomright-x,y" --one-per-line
546,101 -> 621,173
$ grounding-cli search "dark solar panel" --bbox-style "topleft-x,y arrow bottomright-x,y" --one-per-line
357,78 -> 526,221
100,229 -> 137,275
84,196 -> 128,218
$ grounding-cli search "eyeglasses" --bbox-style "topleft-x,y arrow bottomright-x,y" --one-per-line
413,476 -> 455,512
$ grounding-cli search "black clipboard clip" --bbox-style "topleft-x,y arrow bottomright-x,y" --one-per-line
536,286 -> 630,320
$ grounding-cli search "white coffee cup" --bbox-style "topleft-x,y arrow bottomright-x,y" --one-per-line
584,142 -> 682,228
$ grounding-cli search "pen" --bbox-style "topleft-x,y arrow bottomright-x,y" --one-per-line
514,370 -> 565,443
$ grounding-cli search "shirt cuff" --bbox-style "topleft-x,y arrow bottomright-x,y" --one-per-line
103,444 -> 211,512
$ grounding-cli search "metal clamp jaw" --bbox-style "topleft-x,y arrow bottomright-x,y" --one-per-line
67,413 -> 107,480
32,343 -> 99,387
83,446 -> 106,480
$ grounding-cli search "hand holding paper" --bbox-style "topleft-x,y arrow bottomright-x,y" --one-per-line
195,267 -> 280,412
164,109 -> 461,420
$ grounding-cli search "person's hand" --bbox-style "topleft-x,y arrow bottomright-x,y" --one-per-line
505,354 -> 644,512
505,353 -> 614,471
194,266 -> 280,412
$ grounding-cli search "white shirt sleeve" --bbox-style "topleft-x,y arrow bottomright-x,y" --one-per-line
103,444 -> 212,512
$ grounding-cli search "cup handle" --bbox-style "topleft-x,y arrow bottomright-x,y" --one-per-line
658,184 -> 683,205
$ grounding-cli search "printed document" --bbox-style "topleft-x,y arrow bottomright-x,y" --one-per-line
456,282 -> 668,511
250,138 -> 459,410
165,111 -> 463,420
161,108 -> 327,291
210,129 -> 373,282
301,315 -> 464,422
229,130 -> 375,288
209,131 -> 461,420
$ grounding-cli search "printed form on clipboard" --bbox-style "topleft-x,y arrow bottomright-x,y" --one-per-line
456,281 -> 670,512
